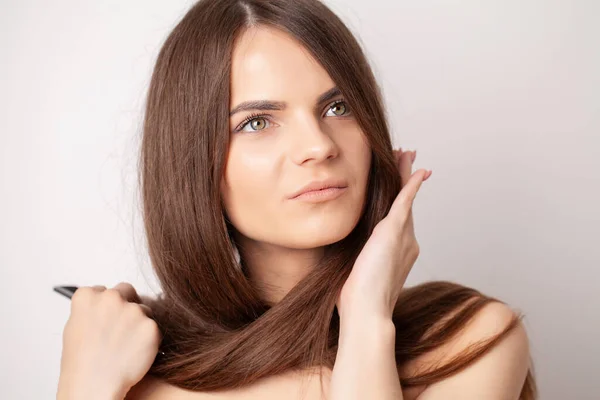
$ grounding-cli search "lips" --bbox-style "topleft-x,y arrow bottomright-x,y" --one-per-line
289,178 -> 348,199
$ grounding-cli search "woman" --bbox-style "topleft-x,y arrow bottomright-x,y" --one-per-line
57,0 -> 537,399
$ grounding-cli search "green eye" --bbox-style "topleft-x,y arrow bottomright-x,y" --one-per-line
235,112 -> 272,133
248,118 -> 268,131
326,100 -> 351,117
234,99 -> 352,134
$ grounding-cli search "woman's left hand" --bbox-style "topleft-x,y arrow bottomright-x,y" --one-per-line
337,148 -> 431,321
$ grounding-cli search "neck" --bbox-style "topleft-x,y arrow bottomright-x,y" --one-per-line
235,235 -> 324,305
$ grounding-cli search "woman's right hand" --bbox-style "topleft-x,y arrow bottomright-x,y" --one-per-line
56,282 -> 162,400
337,149 -> 430,322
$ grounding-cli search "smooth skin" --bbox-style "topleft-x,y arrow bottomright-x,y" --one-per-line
221,25 -> 373,305
57,26 -> 531,400
56,283 -> 161,400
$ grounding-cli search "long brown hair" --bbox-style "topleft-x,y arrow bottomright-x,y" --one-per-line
138,0 -> 537,398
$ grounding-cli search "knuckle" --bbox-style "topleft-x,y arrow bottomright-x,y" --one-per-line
71,286 -> 93,303
411,243 -> 421,258
102,288 -> 125,306
139,304 -> 154,318
70,287 -> 95,311
115,281 -> 134,289
114,281 -> 135,292
139,295 -> 156,309
123,302 -> 146,319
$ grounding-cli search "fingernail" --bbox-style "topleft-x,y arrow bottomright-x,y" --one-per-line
411,150 -> 417,163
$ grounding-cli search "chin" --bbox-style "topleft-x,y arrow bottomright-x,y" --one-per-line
286,216 -> 359,249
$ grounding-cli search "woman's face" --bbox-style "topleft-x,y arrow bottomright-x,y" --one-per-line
221,26 -> 371,250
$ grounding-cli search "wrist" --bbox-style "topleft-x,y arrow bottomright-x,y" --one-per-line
338,296 -> 393,324
338,310 -> 396,344
337,287 -> 395,323
57,378 -> 127,400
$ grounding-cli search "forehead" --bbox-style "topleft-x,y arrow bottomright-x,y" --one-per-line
230,27 -> 335,105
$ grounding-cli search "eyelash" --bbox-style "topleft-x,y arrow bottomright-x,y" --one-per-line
234,99 -> 352,133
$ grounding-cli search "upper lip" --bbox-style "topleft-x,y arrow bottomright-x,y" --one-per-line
288,178 -> 348,199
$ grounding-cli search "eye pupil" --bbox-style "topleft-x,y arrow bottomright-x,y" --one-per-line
252,119 -> 265,129
333,102 -> 346,115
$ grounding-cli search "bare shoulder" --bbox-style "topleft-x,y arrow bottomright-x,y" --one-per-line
125,303 -> 529,400
124,368 -> 330,400
124,366 -> 434,400
400,300 -> 531,398
125,375 -> 178,399
125,375 -> 221,400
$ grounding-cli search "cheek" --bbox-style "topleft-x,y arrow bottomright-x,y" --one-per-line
228,147 -> 277,186
221,156 -> 278,234
343,131 -> 372,184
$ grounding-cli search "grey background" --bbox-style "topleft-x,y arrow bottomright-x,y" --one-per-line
1,0 -> 598,398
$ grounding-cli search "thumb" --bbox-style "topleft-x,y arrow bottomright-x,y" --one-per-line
388,168 -> 429,221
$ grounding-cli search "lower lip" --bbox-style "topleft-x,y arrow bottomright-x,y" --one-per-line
292,187 -> 347,202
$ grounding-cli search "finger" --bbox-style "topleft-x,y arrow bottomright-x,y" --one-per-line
139,295 -> 158,315
111,282 -> 141,304
70,285 -> 105,306
396,148 -> 432,182
139,295 -> 156,307
399,149 -> 414,188
138,303 -> 154,319
393,148 -> 402,161
388,169 -> 429,220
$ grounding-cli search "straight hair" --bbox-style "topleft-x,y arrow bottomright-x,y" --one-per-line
138,0 -> 537,398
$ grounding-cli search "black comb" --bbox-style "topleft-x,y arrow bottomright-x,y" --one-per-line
52,284 -> 166,356
53,286 -> 79,299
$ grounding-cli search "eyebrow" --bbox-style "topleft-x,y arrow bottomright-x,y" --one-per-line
229,86 -> 343,117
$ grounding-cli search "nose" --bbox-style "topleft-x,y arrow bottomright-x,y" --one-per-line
289,116 -> 339,166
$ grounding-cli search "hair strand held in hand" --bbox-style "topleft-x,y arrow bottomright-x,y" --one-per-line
138,0 -> 537,398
